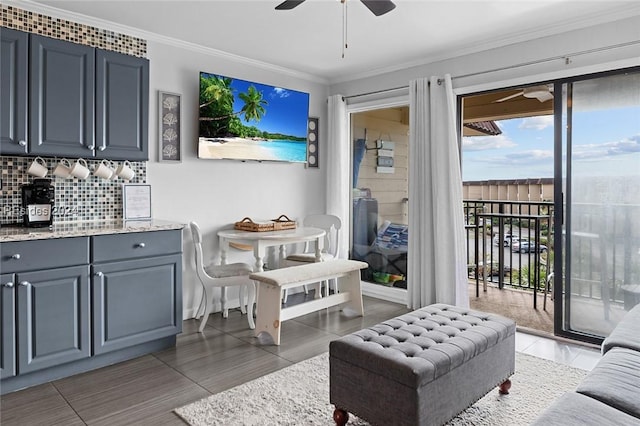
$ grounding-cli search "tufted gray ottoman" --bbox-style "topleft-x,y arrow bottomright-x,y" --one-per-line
329,303 -> 516,426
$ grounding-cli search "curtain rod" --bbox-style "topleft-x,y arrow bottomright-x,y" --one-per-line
344,39 -> 640,99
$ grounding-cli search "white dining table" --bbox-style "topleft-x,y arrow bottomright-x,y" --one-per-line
217,226 -> 326,272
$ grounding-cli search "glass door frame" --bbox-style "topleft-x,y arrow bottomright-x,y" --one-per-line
346,92 -> 409,305
553,65 -> 640,345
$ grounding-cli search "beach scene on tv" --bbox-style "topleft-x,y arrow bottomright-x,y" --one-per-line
198,72 -> 310,162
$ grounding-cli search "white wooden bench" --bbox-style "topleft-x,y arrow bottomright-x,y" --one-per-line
249,259 -> 368,345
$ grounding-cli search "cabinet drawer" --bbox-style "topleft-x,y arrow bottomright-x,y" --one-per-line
92,230 -> 182,263
1,237 -> 89,273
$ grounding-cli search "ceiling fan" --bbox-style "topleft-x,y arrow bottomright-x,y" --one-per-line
275,0 -> 396,16
494,85 -> 554,103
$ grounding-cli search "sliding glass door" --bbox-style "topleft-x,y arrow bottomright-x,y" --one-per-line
556,69 -> 640,342
350,105 -> 410,303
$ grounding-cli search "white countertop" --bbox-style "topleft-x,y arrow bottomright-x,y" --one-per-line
0,219 -> 185,242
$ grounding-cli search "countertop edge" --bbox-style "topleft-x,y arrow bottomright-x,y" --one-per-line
0,220 -> 186,242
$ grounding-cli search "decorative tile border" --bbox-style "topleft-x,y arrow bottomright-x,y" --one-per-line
1,4 -> 147,57
1,156 -> 147,225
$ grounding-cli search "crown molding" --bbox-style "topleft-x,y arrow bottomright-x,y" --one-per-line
8,0 -> 329,85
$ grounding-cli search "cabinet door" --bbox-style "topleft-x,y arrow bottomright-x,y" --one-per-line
1,273 -> 16,379
16,266 -> 90,374
29,34 -> 95,157
95,49 -> 149,161
0,28 -> 28,155
93,254 -> 182,355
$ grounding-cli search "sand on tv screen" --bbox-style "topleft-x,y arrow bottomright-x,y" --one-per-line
198,72 -> 310,163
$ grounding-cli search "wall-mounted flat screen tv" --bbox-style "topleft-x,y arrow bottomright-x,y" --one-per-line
198,72 -> 310,163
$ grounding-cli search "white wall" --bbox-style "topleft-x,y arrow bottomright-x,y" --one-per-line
330,16 -> 640,97
145,41 -> 329,318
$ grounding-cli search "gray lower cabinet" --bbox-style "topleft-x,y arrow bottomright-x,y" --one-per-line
29,34 -> 96,157
0,28 -> 28,155
1,273 -> 16,379
16,266 -> 91,374
0,237 -> 90,382
0,229 -> 182,394
93,254 -> 182,354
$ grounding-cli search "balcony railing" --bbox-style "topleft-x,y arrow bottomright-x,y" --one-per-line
464,200 -> 554,309
464,199 -> 640,311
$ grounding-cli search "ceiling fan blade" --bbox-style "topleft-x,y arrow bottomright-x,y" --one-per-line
275,0 -> 305,11
494,91 -> 524,103
360,0 -> 396,16
534,91 -> 554,103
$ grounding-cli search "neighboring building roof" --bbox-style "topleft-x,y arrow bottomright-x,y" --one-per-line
463,178 -> 554,185
463,121 -> 502,136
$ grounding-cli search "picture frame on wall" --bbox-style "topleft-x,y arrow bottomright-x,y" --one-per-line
158,91 -> 182,163
122,184 -> 152,220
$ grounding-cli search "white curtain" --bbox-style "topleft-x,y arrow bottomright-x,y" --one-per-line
326,94 -> 349,259
408,75 -> 469,309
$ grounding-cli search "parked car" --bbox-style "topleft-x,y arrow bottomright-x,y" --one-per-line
512,240 -> 547,253
493,233 -> 520,246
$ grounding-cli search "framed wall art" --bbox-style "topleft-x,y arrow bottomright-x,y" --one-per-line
306,117 -> 319,168
158,91 -> 182,162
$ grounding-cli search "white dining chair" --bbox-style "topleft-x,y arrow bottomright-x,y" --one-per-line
190,222 -> 255,332
281,214 -> 341,303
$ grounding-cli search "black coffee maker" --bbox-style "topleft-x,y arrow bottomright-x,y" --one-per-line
22,179 -> 55,227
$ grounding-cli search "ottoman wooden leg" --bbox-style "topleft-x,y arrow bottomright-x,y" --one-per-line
499,379 -> 512,395
333,407 -> 349,426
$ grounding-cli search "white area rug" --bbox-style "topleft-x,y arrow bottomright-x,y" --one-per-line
174,352 -> 587,426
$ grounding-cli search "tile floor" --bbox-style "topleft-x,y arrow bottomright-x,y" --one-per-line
0,296 -> 602,425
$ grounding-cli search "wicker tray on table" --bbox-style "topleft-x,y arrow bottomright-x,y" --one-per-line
234,215 -> 296,232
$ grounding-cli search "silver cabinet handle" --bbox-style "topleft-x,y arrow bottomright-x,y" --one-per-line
19,281 -> 30,287
95,271 -> 104,277
88,145 -> 95,149
11,253 -> 21,260
135,243 -> 146,248
2,282 -> 14,288
19,140 -> 27,147
99,146 -> 106,151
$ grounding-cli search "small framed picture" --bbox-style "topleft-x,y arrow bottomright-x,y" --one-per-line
122,184 -> 152,220
158,91 -> 181,163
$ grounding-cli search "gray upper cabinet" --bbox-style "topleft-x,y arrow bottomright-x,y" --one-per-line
0,28 -> 28,155
96,49 -> 149,160
1,273 -> 16,379
29,34 -> 95,157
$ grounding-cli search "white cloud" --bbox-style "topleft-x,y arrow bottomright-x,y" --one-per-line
519,116 -> 553,130
271,87 -> 290,98
481,150 -> 553,165
573,135 -> 640,160
462,134 -> 517,151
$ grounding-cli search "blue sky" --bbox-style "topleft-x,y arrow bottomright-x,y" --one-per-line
462,106 -> 640,182
204,73 -> 310,138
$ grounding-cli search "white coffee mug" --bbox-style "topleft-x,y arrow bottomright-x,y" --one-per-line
27,156 -> 48,177
93,159 -> 115,180
69,158 -> 90,179
52,158 -> 72,178
116,160 -> 135,181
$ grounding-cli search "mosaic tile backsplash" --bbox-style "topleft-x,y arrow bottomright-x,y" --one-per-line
1,156 -> 147,225
1,5 -> 149,225
1,4 -> 147,57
